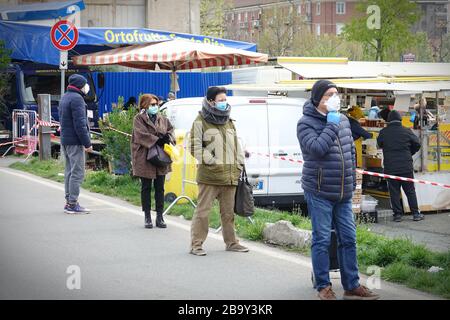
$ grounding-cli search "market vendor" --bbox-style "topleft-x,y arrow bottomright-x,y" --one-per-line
377,110 -> 424,223
347,106 -> 372,141
346,106 -> 372,167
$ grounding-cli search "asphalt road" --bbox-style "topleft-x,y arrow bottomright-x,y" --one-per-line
0,160 -> 442,300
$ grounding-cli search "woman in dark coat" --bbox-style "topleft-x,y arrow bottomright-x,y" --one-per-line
131,94 -> 175,228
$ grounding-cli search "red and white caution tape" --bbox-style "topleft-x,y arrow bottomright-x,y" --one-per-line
356,169 -> 450,189
104,126 -> 132,137
251,152 -> 450,190
36,117 -> 59,128
88,126 -> 450,190
0,138 -> 28,147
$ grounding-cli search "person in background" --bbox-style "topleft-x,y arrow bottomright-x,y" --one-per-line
347,106 -> 372,141
297,79 -> 379,300
378,105 -> 394,122
377,110 -> 423,222
131,94 -> 175,229
123,96 -> 137,111
157,96 -> 166,107
411,98 -> 429,130
189,86 -> 248,256
347,106 -> 372,168
167,91 -> 176,102
59,74 -> 92,214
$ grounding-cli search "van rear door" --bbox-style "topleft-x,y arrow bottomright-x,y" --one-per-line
267,98 -> 304,196
232,98 -> 269,197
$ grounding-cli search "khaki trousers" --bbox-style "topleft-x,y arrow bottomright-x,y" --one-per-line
191,183 -> 239,250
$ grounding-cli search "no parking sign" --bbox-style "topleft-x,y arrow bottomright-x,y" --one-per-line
50,20 -> 79,51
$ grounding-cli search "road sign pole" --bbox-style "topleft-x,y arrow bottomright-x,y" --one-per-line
60,50 -> 68,98
61,69 -> 65,98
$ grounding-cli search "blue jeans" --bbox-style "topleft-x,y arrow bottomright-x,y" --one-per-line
304,191 -> 360,292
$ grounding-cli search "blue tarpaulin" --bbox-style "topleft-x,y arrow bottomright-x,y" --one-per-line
0,0 -> 85,21
0,20 -> 257,66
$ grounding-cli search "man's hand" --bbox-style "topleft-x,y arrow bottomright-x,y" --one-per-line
327,111 -> 341,125
85,146 -> 93,153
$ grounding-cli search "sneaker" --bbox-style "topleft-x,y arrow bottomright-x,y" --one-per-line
343,285 -> 380,300
64,203 -> 69,213
393,215 -> 402,222
413,214 -> 424,221
190,248 -> 207,256
226,243 -> 249,253
318,286 -> 337,300
65,203 -> 91,214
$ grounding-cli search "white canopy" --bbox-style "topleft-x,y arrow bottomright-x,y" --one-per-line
277,57 -> 450,79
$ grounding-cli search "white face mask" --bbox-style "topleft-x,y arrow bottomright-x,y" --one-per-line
325,94 -> 341,112
81,83 -> 90,95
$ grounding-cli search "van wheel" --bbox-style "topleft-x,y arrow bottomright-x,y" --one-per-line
164,192 -> 177,203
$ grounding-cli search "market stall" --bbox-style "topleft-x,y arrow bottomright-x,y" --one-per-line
334,82 -> 450,212
226,57 -> 450,213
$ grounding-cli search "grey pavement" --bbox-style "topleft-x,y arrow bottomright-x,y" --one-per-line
0,158 -> 443,300
369,211 -> 450,253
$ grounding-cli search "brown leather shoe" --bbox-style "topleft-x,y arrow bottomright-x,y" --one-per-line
318,286 -> 337,300
343,285 -> 380,300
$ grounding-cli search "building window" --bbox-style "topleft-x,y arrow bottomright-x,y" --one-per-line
245,12 -> 248,21
316,2 -> 321,16
336,2 -> 346,15
306,1 -> 311,15
336,23 -> 344,35
297,4 -> 301,15
316,24 -> 321,35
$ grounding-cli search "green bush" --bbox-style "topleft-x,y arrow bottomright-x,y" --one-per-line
99,96 -> 138,174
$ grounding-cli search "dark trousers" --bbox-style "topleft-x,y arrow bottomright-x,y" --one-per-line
387,172 -> 420,216
140,175 -> 165,214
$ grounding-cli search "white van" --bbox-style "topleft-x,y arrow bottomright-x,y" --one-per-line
164,96 -> 307,208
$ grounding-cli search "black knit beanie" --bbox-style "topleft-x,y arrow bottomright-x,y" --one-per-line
387,110 -> 402,122
68,74 -> 87,89
311,80 -> 337,107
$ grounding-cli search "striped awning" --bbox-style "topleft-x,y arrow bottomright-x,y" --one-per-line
72,39 -> 268,70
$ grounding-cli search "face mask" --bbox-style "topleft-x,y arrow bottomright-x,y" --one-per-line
147,105 -> 159,115
325,94 -> 341,112
215,101 -> 228,111
81,83 -> 90,95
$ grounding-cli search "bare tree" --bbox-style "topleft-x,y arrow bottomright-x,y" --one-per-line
258,4 -> 305,56
200,0 -> 233,38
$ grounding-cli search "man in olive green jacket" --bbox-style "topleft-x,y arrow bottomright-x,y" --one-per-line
189,87 -> 248,256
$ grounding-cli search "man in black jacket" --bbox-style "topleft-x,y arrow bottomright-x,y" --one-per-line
377,110 -> 423,222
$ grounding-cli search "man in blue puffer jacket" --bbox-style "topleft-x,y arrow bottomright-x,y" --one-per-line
297,80 -> 379,300
59,74 -> 92,214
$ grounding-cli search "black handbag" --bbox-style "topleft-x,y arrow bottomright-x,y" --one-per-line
147,143 -> 172,167
234,166 -> 255,217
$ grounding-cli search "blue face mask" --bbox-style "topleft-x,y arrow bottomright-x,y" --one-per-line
147,105 -> 159,115
215,101 -> 228,111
